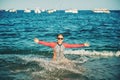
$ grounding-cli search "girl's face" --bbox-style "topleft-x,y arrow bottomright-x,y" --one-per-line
57,35 -> 64,44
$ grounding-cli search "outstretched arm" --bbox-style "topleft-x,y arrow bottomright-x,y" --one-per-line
34,38 -> 56,48
63,42 -> 90,48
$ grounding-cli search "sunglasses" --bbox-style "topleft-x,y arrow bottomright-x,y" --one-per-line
57,38 -> 64,40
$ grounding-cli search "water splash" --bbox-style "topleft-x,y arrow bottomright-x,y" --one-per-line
19,55 -> 87,79
21,55 -> 85,74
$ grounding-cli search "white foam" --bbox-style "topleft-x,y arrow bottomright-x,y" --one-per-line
65,50 -> 120,57
115,51 -> 120,57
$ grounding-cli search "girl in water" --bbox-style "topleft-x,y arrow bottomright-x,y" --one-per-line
34,34 -> 89,61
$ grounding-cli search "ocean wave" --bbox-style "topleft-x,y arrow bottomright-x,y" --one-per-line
1,49 -> 120,57
0,51 -> 119,80
65,50 -> 120,57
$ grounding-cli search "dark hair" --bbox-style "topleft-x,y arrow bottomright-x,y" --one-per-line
57,34 -> 63,38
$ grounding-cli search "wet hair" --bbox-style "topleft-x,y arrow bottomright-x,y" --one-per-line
57,34 -> 63,37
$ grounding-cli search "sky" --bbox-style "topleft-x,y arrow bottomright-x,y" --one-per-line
0,0 -> 120,10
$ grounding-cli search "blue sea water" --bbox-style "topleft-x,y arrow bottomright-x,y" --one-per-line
0,10 -> 120,80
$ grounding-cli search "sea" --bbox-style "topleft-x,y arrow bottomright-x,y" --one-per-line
0,10 -> 120,80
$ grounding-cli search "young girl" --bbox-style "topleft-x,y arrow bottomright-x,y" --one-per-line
34,34 -> 89,61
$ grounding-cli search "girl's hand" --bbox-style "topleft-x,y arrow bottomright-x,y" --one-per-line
84,42 -> 90,47
34,38 -> 39,43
